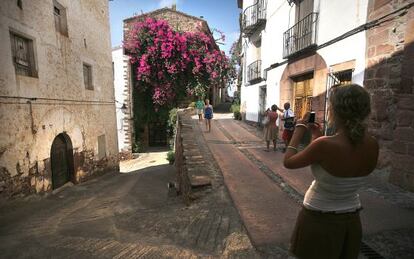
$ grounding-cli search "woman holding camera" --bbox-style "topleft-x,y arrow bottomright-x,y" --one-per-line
284,84 -> 379,259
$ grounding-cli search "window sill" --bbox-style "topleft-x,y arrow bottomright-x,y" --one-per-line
16,73 -> 39,79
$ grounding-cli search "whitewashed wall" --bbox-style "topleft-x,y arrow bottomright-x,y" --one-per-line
240,0 -> 369,123
316,0 -> 369,84
112,47 -> 128,152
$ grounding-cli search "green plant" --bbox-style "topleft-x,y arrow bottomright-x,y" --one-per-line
230,103 -> 240,113
132,140 -> 143,153
230,104 -> 241,120
166,150 -> 175,164
188,102 -> 196,108
167,108 -> 178,149
168,108 -> 178,128
234,110 -> 242,120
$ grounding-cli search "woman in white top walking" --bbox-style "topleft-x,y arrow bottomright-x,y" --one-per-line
283,84 -> 379,259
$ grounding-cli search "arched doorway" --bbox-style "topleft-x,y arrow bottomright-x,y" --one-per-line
279,53 -> 328,123
50,133 -> 74,189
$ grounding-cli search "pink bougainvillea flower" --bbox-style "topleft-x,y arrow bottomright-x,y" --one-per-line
124,18 -> 231,106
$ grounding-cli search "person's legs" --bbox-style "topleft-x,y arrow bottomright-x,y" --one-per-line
282,130 -> 288,152
339,214 -> 362,259
207,119 -> 211,132
273,127 -> 278,151
290,208 -> 347,259
285,130 -> 293,149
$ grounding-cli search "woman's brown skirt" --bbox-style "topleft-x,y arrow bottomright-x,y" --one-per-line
264,126 -> 279,141
290,207 -> 362,259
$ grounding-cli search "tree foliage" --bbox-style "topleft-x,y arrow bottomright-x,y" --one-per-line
124,17 -> 232,106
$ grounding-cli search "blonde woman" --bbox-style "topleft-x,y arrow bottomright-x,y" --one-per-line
204,99 -> 213,132
284,84 -> 379,259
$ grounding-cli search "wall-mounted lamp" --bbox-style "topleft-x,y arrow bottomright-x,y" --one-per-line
121,103 -> 127,113
115,100 -> 128,113
287,0 -> 295,6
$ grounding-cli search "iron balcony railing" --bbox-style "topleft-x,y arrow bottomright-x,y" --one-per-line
283,12 -> 318,58
247,60 -> 262,83
242,0 -> 267,36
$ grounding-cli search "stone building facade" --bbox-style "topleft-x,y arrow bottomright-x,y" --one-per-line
0,0 -> 119,197
364,0 -> 414,191
122,7 -> 222,150
238,0 -> 414,191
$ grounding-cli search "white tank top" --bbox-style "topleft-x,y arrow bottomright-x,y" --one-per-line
303,164 -> 367,212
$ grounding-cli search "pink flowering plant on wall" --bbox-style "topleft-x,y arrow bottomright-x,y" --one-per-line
124,18 -> 231,106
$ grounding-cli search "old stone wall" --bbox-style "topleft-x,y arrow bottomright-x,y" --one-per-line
365,0 -> 414,191
174,109 -> 211,204
0,0 -> 119,197
123,8 -> 211,35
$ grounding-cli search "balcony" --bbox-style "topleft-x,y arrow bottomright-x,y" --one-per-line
283,12 -> 318,59
247,60 -> 262,84
242,0 -> 267,37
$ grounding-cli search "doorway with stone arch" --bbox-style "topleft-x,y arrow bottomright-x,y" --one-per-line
279,53 -> 328,123
50,133 -> 74,189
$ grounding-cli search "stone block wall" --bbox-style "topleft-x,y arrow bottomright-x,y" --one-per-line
0,0 -> 119,197
123,7 -> 211,36
174,109 -> 211,204
365,0 -> 414,191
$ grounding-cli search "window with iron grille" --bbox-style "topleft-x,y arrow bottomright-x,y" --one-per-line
10,32 -> 37,77
283,0 -> 317,58
53,0 -> 68,36
83,63 -> 93,90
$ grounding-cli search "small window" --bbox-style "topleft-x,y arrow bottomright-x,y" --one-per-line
83,63 -> 93,90
53,0 -> 68,36
98,135 -> 106,160
10,32 -> 37,77
17,0 -> 23,9
333,69 -> 353,84
112,61 -> 115,78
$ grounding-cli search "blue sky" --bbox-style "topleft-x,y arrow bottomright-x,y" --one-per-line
109,0 -> 241,55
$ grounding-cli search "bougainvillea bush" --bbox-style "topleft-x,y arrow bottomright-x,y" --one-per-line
124,17 -> 231,106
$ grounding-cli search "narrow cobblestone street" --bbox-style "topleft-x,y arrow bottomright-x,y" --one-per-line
0,147 -> 258,258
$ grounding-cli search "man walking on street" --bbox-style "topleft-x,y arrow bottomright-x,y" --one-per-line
279,102 -> 295,152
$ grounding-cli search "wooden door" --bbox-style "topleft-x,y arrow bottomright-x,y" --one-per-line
293,77 -> 313,120
51,134 -> 69,189
149,122 -> 168,147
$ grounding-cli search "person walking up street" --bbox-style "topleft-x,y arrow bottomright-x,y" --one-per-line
195,97 -> 205,122
204,99 -> 213,132
263,105 -> 279,152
